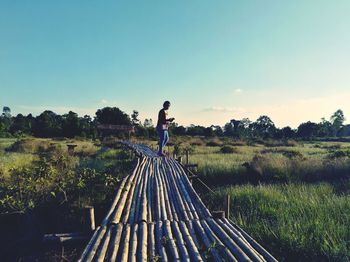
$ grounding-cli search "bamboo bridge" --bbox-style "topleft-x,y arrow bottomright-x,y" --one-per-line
78,142 -> 277,262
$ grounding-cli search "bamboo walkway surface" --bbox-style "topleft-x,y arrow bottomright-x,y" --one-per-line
79,142 -> 277,262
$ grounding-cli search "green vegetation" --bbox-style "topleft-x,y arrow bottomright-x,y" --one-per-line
1,135 -> 350,261
204,183 -> 350,261
168,138 -> 350,261
0,138 -> 134,213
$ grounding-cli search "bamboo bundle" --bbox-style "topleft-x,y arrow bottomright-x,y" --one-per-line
192,220 -> 222,262
78,226 -> 102,262
206,218 -> 251,261
178,220 -> 203,262
134,159 -> 149,222
163,161 -> 190,220
153,162 -> 162,221
155,160 -> 168,221
147,162 -> 154,222
101,158 -> 140,226
171,221 -> 191,261
155,221 -> 168,262
94,227 -> 112,262
129,158 -> 148,223
184,220 -> 202,253
217,219 -> 265,262
161,164 -> 180,221
80,226 -> 107,262
163,220 -> 180,261
79,142 -> 277,262
111,157 -> 147,224
158,162 -> 173,220
225,218 -> 279,262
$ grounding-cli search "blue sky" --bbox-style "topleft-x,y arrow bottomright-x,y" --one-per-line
1,0 -> 349,127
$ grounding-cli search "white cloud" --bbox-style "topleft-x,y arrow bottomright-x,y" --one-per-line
100,99 -> 108,104
203,106 -> 247,113
234,88 -> 243,93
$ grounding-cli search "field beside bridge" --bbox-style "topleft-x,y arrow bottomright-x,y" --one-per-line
0,137 -> 349,261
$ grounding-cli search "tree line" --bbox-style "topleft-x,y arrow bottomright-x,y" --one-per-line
0,106 -> 348,140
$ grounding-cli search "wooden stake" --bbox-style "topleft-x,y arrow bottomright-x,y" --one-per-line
225,194 -> 230,220
85,206 -> 95,232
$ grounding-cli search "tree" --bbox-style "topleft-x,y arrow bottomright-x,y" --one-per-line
2,106 -> 11,118
318,118 -> 333,137
34,110 -> 63,137
62,111 -> 80,138
281,126 -> 295,139
143,119 -> 153,128
131,110 -> 140,126
0,106 -> 12,135
297,121 -> 319,138
95,107 -> 131,125
252,116 -> 276,138
211,125 -> 223,136
330,109 -> 345,136
10,114 -> 33,135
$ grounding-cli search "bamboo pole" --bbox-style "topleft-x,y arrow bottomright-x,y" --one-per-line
163,220 -> 180,261
206,218 -> 251,261
95,227 -> 112,262
155,221 -> 168,262
178,222 -> 203,262
148,223 -> 156,261
225,218 -> 278,262
120,224 -> 131,262
192,220 -> 222,262
107,223 -> 124,262
81,226 -> 107,262
171,221 -> 190,261
216,219 -> 265,262
138,221 -> 148,262
78,226 -> 102,262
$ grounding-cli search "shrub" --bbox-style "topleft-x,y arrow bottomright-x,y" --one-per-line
328,150 -> 350,159
264,139 -> 299,147
189,137 -> 205,146
220,145 -> 237,154
6,139 -> 51,153
206,140 -> 222,147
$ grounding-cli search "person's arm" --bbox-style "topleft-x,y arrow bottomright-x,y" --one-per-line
166,117 -> 175,122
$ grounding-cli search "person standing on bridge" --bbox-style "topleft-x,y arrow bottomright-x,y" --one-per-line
157,101 -> 175,156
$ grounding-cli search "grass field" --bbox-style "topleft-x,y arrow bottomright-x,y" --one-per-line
1,137 -> 350,261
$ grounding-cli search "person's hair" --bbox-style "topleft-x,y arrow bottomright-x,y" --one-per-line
163,101 -> 170,107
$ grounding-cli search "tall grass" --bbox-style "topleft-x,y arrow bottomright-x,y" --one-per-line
204,183 -> 350,261
189,143 -> 350,185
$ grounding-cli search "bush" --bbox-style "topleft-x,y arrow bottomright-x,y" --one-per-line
6,139 -> 51,153
263,139 -> 299,147
206,140 -> 222,147
220,145 -> 237,154
261,148 -> 305,160
328,150 -> 350,159
189,137 -> 205,146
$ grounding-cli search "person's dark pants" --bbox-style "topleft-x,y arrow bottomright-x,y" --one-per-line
157,127 -> 169,154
